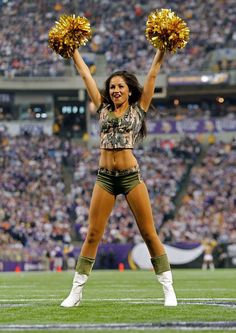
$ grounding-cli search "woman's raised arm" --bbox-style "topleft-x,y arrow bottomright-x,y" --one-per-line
140,49 -> 165,112
73,49 -> 101,108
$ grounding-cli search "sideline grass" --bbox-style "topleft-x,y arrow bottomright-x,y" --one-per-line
0,269 -> 236,332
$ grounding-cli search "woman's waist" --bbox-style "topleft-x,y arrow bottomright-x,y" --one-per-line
99,148 -> 138,171
98,165 -> 140,176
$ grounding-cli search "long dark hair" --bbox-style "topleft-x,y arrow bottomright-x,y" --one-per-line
100,70 -> 147,139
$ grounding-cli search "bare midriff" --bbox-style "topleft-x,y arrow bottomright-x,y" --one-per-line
99,149 -> 138,170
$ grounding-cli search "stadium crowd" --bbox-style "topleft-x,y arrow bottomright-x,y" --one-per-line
0,132 -> 71,262
160,139 -> 236,245
1,128 -> 236,264
0,131 -> 202,262
0,0 -> 235,77
0,0 -> 235,271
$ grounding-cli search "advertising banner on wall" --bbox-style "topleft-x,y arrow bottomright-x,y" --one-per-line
146,118 -> 236,135
1,242 -> 235,272
90,117 -> 236,138
129,243 -> 204,269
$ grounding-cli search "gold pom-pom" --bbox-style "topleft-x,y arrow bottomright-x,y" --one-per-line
145,8 -> 190,53
48,14 -> 92,58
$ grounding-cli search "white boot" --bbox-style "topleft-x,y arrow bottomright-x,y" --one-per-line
157,271 -> 177,306
60,272 -> 88,307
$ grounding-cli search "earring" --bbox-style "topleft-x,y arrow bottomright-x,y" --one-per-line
129,93 -> 131,96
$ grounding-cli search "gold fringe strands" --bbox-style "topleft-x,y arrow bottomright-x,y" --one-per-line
48,14 -> 92,58
145,8 -> 190,53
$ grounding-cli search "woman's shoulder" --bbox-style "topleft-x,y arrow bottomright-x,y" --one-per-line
97,103 -> 111,114
131,102 -> 146,117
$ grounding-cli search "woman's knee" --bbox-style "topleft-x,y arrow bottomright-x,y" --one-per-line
141,231 -> 165,256
86,228 -> 103,245
141,230 -> 159,246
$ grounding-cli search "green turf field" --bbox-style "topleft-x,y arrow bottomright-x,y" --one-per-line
0,269 -> 236,333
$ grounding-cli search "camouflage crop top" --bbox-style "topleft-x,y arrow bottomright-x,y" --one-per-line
98,103 -> 146,149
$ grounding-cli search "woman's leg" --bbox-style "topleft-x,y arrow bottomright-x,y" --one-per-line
61,183 -> 115,307
125,182 -> 177,306
125,181 -> 165,257
80,183 -> 116,258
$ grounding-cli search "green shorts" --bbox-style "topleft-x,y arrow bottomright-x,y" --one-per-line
96,166 -> 142,196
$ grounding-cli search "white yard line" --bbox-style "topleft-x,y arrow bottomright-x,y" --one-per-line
0,322 -> 236,331
1,297 -> 236,302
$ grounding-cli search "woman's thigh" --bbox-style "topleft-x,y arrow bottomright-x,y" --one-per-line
125,182 -> 155,232
89,183 -> 116,228
125,182 -> 165,256
80,183 -> 116,257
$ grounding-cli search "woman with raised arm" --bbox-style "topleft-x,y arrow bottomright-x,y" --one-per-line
60,48 -> 177,307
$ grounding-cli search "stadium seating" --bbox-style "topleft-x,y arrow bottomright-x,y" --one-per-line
160,139 -> 236,244
0,0 -> 235,267
0,131 -> 235,263
0,0 -> 235,77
